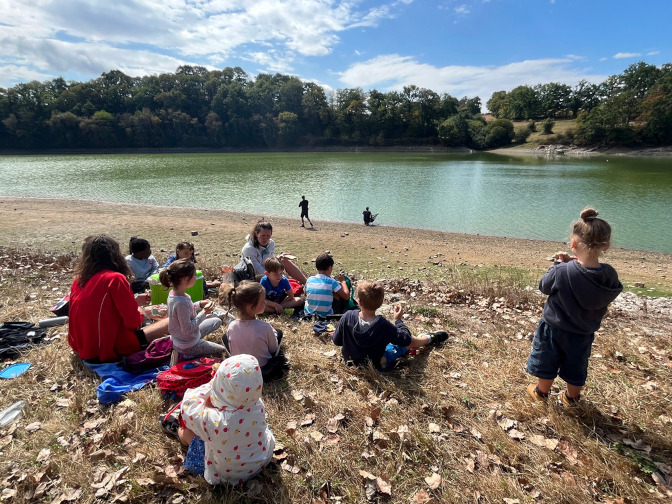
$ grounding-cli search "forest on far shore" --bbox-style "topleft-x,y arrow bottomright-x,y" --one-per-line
1,61 -> 671,151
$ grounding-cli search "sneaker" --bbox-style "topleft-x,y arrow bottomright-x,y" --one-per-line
428,331 -> 449,345
527,383 -> 548,402
300,224 -> 305,227
560,391 -> 581,407
159,412 -> 180,440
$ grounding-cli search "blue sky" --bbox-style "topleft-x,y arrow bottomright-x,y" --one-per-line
0,0 -> 669,107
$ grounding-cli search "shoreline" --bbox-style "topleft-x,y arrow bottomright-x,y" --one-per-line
2,143 -> 672,158
1,197 -> 670,292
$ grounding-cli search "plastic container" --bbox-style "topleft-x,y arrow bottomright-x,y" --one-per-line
37,316 -> 69,328
221,265 -> 234,286
0,400 -> 26,427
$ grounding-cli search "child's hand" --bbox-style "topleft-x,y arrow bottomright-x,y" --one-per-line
393,303 -> 404,320
336,273 -> 345,282
553,251 -> 573,262
200,300 -> 214,313
135,291 -> 151,306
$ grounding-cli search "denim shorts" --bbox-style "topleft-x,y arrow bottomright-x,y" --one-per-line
526,319 -> 594,386
183,436 -> 205,476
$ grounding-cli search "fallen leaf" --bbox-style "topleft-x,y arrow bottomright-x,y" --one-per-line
0,435 -> 12,448
25,422 -> 42,433
428,423 -> 441,433
322,350 -> 337,357
359,470 -> 376,480
465,459 -> 475,473
310,431 -> 324,442
55,398 -> 70,408
285,421 -> 297,435
326,417 -> 339,433
558,440 -> 579,465
281,460 -> 300,474
412,489 -> 433,503
376,476 -> 391,495
325,433 -> 340,445
425,472 -> 441,490
291,390 -> 304,402
496,418 -> 516,431
503,499 -> 520,504
508,429 -> 525,440
0,489 -> 16,502
36,448 -> 51,463
132,452 -> 147,464
470,427 -> 482,440
135,478 -> 155,486
372,430 -> 390,448
368,405 -> 381,422
301,413 -> 315,427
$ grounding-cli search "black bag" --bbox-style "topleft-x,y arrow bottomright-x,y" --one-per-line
0,322 -> 49,358
233,257 -> 256,285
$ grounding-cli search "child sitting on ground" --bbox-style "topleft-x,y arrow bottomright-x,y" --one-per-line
162,241 -> 221,294
178,354 -> 275,485
160,259 -> 225,362
304,253 -> 350,318
126,236 -> 159,293
220,281 -> 288,381
260,257 -> 304,314
526,207 -> 622,406
332,280 -> 448,369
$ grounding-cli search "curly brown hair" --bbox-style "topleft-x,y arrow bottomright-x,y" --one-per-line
75,235 -> 132,288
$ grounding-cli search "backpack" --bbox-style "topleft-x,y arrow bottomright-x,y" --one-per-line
156,357 -> 221,399
331,276 -> 359,315
122,336 -> 173,373
233,257 -> 256,285
0,322 -> 49,358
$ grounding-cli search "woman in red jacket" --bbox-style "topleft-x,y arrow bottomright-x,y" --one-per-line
68,235 -> 168,363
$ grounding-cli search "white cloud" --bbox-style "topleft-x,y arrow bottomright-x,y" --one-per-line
613,52 -> 642,59
647,50 -> 660,56
339,54 -> 607,103
0,0 -> 410,87
455,5 -> 470,14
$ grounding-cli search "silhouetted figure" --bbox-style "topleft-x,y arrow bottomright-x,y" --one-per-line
299,196 -> 313,228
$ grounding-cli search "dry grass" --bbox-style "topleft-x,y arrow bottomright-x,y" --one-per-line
1,238 -> 671,504
1,198 -> 671,502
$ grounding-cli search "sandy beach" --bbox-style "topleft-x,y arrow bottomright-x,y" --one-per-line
1,197 -> 670,291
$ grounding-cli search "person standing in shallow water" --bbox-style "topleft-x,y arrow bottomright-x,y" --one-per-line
299,196 -> 313,228
363,207 -> 372,226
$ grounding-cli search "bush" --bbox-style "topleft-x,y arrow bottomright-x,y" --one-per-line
513,125 -> 533,144
542,118 -> 555,135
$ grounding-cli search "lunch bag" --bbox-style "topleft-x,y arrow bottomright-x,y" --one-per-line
0,322 -> 49,358
122,336 -> 173,373
233,257 -> 256,285
156,357 -> 221,399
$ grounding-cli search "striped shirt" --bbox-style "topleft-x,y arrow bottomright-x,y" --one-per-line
304,274 -> 342,316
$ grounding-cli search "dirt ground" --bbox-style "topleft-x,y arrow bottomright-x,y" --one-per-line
0,197 -> 670,293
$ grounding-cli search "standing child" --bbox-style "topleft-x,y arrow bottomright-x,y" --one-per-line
260,257 -> 304,314
160,259 -> 225,361
126,236 -> 159,293
219,281 -> 288,381
332,280 -> 448,369
178,354 -> 275,485
304,253 -> 350,318
526,208 -> 622,406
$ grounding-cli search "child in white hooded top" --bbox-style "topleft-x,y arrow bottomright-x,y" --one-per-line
179,354 -> 275,485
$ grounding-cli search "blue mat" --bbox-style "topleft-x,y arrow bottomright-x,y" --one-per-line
83,360 -> 168,405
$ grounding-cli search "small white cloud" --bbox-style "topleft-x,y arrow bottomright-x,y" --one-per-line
455,5 -> 470,14
600,57 -> 607,61
647,50 -> 660,56
564,54 -> 585,61
354,49 -> 363,56
613,52 -> 642,59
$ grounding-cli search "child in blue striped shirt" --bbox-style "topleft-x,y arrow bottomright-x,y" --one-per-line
304,253 -> 350,317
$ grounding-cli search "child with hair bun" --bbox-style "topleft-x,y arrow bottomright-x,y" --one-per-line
159,259 -> 225,361
219,281 -> 288,381
526,207 -> 623,406
178,354 -> 275,485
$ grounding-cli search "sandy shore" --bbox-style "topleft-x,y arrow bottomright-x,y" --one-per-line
1,197 -> 670,291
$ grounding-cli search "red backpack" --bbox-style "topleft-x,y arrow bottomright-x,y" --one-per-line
156,357 -> 221,399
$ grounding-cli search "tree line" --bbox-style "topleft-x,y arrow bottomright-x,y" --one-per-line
1,62 -> 670,151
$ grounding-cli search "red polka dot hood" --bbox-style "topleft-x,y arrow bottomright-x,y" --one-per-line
180,354 -> 275,485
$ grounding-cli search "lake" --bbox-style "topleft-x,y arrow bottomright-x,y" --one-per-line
0,152 -> 670,253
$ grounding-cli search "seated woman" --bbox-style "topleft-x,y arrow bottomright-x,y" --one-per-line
68,234 -> 169,363
241,220 -> 306,284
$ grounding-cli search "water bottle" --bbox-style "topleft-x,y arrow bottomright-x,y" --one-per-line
37,316 -> 69,328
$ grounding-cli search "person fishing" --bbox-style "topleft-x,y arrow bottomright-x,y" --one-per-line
363,207 -> 378,226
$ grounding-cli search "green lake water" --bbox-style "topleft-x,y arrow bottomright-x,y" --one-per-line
0,152 -> 670,253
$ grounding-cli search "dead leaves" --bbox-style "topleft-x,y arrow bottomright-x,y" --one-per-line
359,470 -> 391,500
424,472 -> 441,490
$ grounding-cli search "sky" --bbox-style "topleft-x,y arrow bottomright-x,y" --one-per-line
0,0 -> 670,107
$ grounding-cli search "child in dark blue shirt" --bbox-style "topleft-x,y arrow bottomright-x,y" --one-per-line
527,208 -> 622,406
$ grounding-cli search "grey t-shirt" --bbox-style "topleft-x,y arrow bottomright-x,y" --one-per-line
167,292 -> 206,351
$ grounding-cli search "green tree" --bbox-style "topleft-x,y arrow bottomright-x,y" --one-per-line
486,91 -> 508,118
